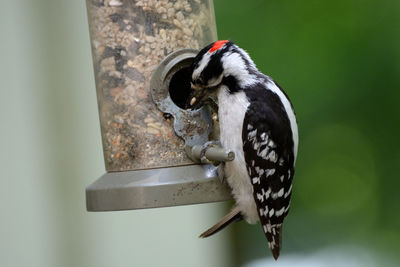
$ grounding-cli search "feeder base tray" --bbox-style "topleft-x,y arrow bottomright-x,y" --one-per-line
86,165 -> 232,211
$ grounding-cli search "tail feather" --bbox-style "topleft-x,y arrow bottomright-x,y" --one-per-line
199,206 -> 243,238
265,224 -> 282,260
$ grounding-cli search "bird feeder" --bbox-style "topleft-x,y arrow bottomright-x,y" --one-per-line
85,0 -> 232,211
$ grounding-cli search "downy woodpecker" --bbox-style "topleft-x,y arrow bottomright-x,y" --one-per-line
189,40 -> 298,260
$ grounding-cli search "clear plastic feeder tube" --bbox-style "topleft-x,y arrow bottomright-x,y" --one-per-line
86,0 -> 218,171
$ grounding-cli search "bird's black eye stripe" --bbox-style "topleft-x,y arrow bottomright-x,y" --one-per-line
195,78 -> 203,85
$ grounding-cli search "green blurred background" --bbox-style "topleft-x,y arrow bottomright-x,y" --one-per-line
214,0 -> 400,266
0,0 -> 399,266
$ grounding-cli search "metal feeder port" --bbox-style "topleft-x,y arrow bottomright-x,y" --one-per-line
85,0 -> 232,211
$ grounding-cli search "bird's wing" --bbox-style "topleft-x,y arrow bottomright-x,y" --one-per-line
242,89 -> 295,259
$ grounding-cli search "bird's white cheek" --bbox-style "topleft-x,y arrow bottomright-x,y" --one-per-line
207,73 -> 223,88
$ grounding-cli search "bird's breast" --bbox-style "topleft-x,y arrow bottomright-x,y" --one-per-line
217,86 -> 249,150
217,86 -> 259,223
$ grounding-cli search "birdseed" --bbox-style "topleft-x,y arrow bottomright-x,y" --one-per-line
86,0 -> 217,171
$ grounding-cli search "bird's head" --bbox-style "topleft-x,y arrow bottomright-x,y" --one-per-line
188,40 -> 257,109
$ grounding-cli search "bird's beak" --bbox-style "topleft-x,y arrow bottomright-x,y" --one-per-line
189,96 -> 197,106
186,88 -> 207,110
186,83 -> 220,110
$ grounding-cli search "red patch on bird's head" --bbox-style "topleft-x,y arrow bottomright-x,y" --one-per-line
209,40 -> 229,53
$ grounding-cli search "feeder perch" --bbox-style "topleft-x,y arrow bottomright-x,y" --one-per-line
85,0 -> 232,211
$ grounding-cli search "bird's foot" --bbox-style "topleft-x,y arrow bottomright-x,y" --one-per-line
216,162 -> 226,184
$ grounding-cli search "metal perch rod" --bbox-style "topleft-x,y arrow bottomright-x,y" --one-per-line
187,145 -> 235,163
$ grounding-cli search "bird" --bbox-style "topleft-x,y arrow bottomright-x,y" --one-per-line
188,40 -> 298,260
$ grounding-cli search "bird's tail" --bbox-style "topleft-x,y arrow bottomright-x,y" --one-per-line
199,205 -> 243,238
264,223 -> 283,260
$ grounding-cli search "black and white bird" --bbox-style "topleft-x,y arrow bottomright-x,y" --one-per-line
189,40 -> 298,260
